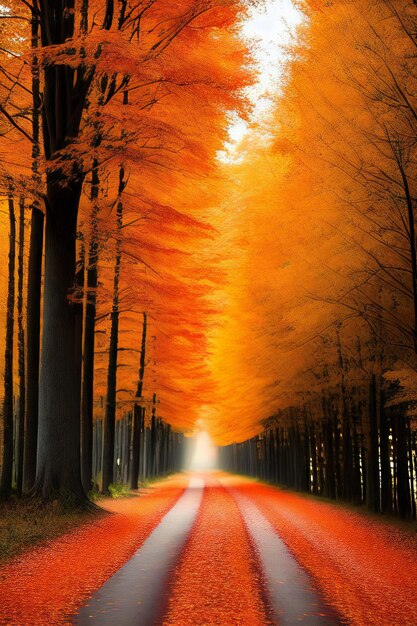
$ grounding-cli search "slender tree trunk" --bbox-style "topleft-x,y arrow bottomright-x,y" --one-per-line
130,404 -> 142,489
407,418 -> 416,519
136,312 -> 147,398
396,406 -> 411,519
130,312 -> 148,489
150,394 -> 157,479
380,391 -> 392,514
102,166 -> 125,494
23,0 -> 43,494
352,413 -> 362,505
398,163 -> 417,352
16,197 -> 26,495
23,208 -> 43,493
81,159 -> 100,492
310,419 -> 318,495
0,197 -> 16,500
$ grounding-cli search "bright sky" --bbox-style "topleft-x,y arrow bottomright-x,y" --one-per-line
224,0 -> 303,154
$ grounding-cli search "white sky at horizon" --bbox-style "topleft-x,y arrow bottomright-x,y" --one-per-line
222,0 -> 303,158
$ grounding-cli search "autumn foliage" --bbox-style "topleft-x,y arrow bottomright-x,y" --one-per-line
0,0 -> 417,514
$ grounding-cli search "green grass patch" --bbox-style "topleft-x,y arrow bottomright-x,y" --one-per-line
108,482 -> 131,498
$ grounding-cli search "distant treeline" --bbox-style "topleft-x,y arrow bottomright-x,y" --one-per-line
220,375 -> 416,520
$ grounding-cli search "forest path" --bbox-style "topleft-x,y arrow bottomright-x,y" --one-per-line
1,473 -> 417,625
74,474 -> 340,625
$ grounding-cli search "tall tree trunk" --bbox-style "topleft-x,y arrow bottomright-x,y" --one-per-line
81,158 -> 100,492
23,0 -> 43,494
380,390 -> 392,514
102,166 -> 125,494
34,1 -> 94,505
23,208 -> 43,493
34,180 -> 85,504
16,197 -> 26,495
150,393 -> 157,479
130,312 -> 148,489
136,312 -> 147,398
0,196 -> 16,500
397,163 -> 417,352
407,418 -> 416,519
396,405 -> 411,519
310,420 -> 318,495
130,405 -> 142,489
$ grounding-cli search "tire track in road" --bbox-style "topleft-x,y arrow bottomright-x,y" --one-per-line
233,479 -> 417,626
162,474 -> 270,626
73,477 -> 204,626
230,483 -> 343,625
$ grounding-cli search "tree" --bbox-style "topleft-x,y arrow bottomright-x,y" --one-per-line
0,195 -> 15,500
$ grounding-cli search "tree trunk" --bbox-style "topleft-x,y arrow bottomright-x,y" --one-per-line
33,1 -> 94,505
136,312 -> 147,398
23,207 -> 44,493
34,180 -> 85,505
81,159 -> 100,492
130,404 -> 142,489
380,391 -> 392,514
396,405 -> 411,519
23,4 -> 43,494
310,421 -> 318,495
16,197 -> 26,495
102,167 -> 124,494
150,394 -> 157,479
0,197 -> 16,500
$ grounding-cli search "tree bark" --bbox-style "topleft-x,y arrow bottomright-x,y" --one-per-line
130,404 -> 142,489
396,405 -> 411,519
23,207 -> 43,493
150,394 -> 157,479
33,0 -> 94,505
16,197 -> 26,496
0,196 -> 16,500
136,312 -> 147,398
34,180 -> 85,504
81,159 -> 100,492
23,2 -> 43,494
380,390 -> 392,514
102,167 -> 125,494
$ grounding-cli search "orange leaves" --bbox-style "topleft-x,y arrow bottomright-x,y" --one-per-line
201,0 -> 417,443
163,476 -> 269,626
0,477 -> 187,625
244,480 -> 417,625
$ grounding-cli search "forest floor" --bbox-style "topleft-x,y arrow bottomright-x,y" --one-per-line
0,472 -> 417,625
0,475 -> 187,625
0,479 -> 162,565
0,498 -> 87,565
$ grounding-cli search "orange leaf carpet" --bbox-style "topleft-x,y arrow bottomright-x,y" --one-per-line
163,474 -> 270,625
230,479 -> 417,626
0,476 -> 186,625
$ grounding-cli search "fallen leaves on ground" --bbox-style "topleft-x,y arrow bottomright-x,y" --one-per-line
163,475 -> 270,626
229,478 -> 417,626
0,476 -> 186,625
